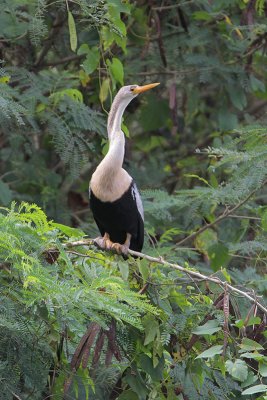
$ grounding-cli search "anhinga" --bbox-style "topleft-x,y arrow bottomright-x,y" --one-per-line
89,83 -> 160,254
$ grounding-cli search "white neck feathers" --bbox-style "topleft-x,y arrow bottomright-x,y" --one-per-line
90,93 -> 132,202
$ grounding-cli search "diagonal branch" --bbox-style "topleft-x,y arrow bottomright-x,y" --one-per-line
33,14 -> 66,68
62,238 -> 267,315
176,180 -> 267,246
153,10 -> 167,67
222,287 -> 230,357
41,54 -> 84,68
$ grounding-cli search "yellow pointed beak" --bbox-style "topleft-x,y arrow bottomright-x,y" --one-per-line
132,82 -> 160,94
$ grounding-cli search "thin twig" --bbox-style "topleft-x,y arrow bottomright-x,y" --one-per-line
67,250 -> 90,257
0,32 -> 27,43
66,250 -> 104,261
11,393 -> 22,400
138,283 -> 149,294
41,54 -> 84,68
176,180 -> 267,246
62,239 -> 267,315
223,286 -> 230,357
229,253 -> 267,261
127,67 -> 214,77
153,9 -> 167,67
65,239 -> 95,247
152,0 -> 196,10
228,214 -> 261,221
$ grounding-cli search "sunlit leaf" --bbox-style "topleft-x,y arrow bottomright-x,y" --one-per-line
192,319 -> 222,335
195,229 -> 217,255
259,362 -> 267,377
118,261 -> 129,281
143,316 -> 159,345
52,223 -> 84,238
79,69 -> 90,87
193,11 -> 213,21
241,371 -> 258,389
81,47 -> 100,75
0,75 -> 10,84
122,122 -> 130,137
107,57 -> 124,86
184,174 -> 210,186
240,352 -> 264,361
239,338 -> 264,352
99,78 -> 110,103
77,43 -> 90,55
242,385 -> 267,395
196,345 -> 223,359
221,268 -> 231,283
137,258 -> 149,281
208,243 -> 230,271
246,316 -> 261,326
50,88 -> 83,104
226,359 -> 248,382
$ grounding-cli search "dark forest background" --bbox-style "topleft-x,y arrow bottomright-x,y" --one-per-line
0,1 -> 266,399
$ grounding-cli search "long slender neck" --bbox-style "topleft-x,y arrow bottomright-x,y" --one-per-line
104,129 -> 125,173
91,92 -> 133,200
107,94 -> 128,138
103,94 -> 130,171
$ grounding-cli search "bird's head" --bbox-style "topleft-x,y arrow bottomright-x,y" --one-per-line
117,83 -> 160,101
107,82 -> 160,138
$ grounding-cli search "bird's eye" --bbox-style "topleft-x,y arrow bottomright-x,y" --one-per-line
130,86 -> 136,92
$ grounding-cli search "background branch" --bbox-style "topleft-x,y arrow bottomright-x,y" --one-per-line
41,54 -> 84,68
176,180 -> 267,246
33,14 -> 66,68
62,239 -> 267,315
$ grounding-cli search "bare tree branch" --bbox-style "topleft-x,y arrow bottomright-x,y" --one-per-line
61,239 -> 267,315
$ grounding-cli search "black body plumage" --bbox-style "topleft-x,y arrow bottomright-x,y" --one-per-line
89,181 -> 144,252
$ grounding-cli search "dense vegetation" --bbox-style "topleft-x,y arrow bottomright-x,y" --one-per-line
0,0 -> 266,399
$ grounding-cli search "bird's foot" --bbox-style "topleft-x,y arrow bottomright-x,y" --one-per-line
111,233 -> 131,255
94,233 -> 113,250
111,242 -> 129,256
95,233 -> 131,256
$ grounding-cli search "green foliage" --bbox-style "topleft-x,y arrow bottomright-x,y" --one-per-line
0,0 -> 266,399
0,203 -> 159,398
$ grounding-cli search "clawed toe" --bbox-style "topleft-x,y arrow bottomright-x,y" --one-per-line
111,242 -> 121,254
94,233 -> 130,256
111,243 -> 129,255
120,244 -> 129,255
105,239 -> 113,250
94,233 -> 113,250
94,236 -> 105,249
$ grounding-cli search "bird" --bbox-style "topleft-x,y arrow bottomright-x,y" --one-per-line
89,82 -> 160,255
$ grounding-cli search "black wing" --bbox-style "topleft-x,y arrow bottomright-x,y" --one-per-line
89,181 -> 144,251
